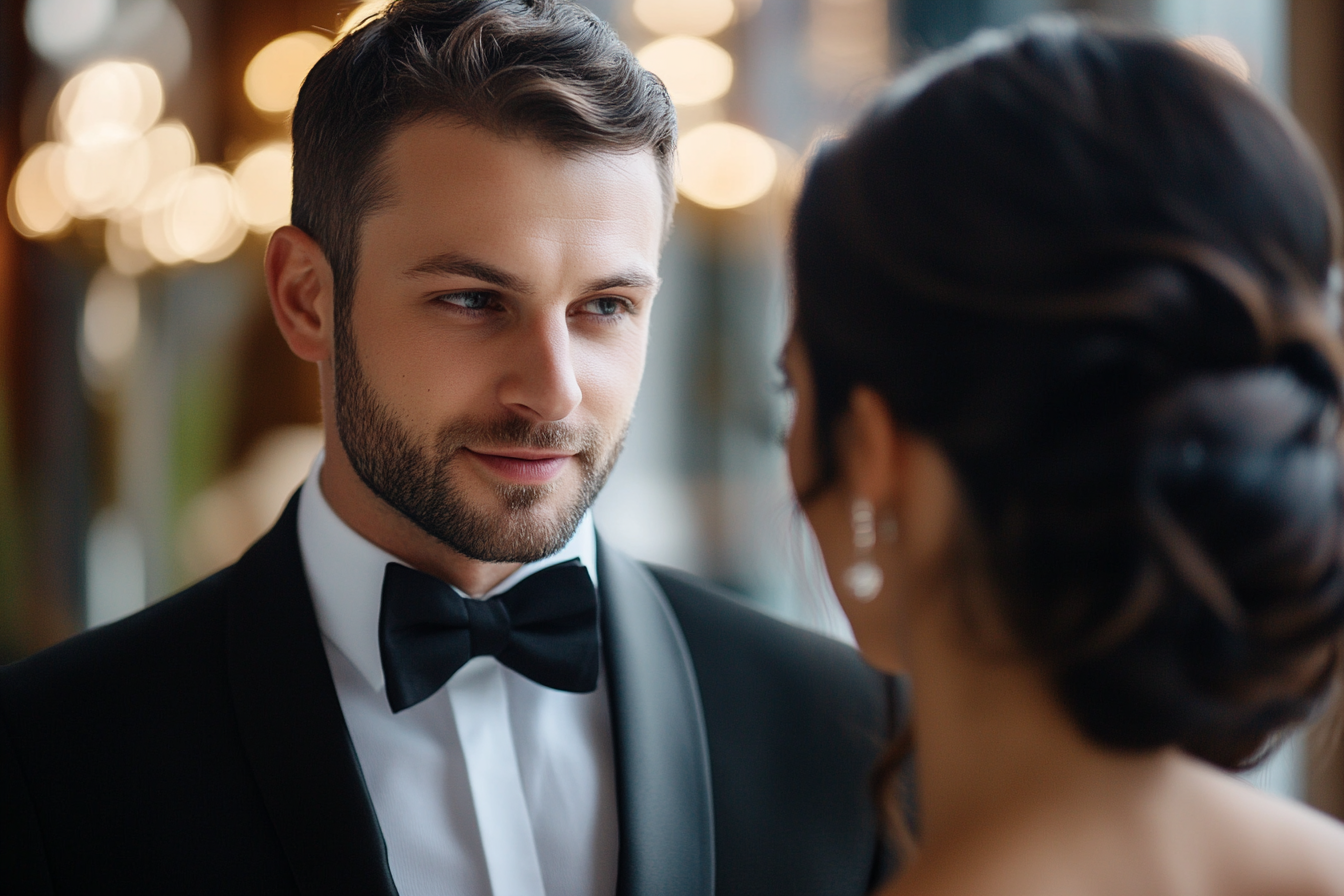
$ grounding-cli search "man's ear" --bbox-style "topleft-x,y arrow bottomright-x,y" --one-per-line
266,225 -> 335,363
841,386 -> 906,505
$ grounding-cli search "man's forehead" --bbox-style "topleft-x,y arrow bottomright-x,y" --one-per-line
379,116 -> 656,187
369,116 -> 671,231
367,120 -> 656,219
344,118 -> 668,300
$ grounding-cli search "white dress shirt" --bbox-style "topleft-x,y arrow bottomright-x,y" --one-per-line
296,456 -> 619,896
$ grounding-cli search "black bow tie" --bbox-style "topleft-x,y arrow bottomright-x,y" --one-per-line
378,559 -> 600,713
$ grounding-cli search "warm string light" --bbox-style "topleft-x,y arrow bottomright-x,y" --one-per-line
8,18 -> 320,268
233,142 -> 293,233
82,266 -> 140,373
149,165 -> 247,265
6,60 -> 250,266
633,0 -> 735,38
9,60 -> 176,240
25,0 -> 193,86
104,120 -> 196,274
55,60 -> 163,144
10,0 -> 810,251
8,143 -> 71,238
14,1 -> 331,611
243,32 -> 333,117
677,122 -> 778,209
25,0 -> 118,63
633,0 -> 781,210
636,36 -> 734,106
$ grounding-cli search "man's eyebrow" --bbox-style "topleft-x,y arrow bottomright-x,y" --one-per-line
403,254 -> 532,294
581,270 -> 662,294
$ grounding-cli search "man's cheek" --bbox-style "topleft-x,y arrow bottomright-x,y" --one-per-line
408,360 -> 491,415
578,338 -> 646,409
578,375 -> 638,430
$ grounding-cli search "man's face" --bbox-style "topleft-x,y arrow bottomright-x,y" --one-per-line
335,119 -> 664,562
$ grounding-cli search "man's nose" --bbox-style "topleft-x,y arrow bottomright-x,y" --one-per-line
497,312 -> 582,422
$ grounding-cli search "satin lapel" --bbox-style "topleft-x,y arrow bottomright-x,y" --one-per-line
597,537 -> 715,896
226,491 -> 397,896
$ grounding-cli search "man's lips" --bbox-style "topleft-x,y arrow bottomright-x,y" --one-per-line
461,448 -> 574,485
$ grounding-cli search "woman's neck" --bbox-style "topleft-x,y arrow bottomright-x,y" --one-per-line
904,600 -> 1181,848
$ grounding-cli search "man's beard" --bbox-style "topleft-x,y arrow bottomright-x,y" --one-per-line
333,326 -> 625,563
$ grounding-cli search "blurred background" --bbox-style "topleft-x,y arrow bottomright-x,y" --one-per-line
1,0 -> 1342,816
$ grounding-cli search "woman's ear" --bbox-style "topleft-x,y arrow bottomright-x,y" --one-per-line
266,225 -> 336,363
841,386 -> 906,506
850,390 -> 965,570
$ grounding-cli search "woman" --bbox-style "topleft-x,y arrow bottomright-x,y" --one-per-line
785,18 -> 1344,895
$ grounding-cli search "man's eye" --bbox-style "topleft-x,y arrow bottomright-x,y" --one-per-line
583,297 -> 625,316
441,291 -> 493,310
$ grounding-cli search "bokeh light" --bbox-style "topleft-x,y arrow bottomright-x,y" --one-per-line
177,426 -> 323,580
7,143 -> 73,238
137,175 -> 184,265
165,166 -> 246,263
107,0 -> 194,88
137,120 -> 198,200
101,120 -> 199,271
82,266 -> 141,372
55,60 -> 164,146
105,213 -> 155,276
633,0 -> 735,38
637,36 -> 734,106
140,165 -> 246,265
677,122 -> 778,209
338,0 -> 392,37
27,0 -> 192,86
24,0 -> 117,65
46,62 -> 165,221
62,133 -> 151,218
243,32 -> 332,116
233,142 -> 293,233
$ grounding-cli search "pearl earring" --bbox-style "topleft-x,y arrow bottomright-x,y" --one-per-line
842,498 -> 888,602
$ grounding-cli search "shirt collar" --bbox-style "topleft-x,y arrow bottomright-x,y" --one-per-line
296,451 -> 599,692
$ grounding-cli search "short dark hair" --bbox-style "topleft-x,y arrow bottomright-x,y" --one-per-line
291,0 -> 677,315
794,18 -> 1344,769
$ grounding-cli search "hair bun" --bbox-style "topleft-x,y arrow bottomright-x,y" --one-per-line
1068,367 -> 1344,764
1140,367 -> 1342,633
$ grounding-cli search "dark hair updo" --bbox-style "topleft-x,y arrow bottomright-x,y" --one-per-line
792,17 -> 1344,768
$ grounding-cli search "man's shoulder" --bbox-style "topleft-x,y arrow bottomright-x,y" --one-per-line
646,563 -> 834,641
0,559 -> 307,892
647,563 -> 877,674
0,566 -> 235,719
645,562 -> 892,718
641,563 -> 897,894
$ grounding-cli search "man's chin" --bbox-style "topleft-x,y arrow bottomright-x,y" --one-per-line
435,517 -> 586,564
482,498 -> 580,532
453,469 -> 564,513
415,481 -> 591,563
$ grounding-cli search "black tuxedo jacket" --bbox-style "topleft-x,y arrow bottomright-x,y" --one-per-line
1,493 -> 898,895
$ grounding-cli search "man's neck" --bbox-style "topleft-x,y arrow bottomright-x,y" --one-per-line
318,440 -> 522,597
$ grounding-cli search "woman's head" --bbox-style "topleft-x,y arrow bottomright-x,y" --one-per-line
787,17 -> 1344,768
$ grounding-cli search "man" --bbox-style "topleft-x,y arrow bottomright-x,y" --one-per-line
0,2 -> 897,894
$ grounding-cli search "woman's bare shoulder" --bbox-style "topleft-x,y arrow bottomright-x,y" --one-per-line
880,762 -> 1344,896
1195,764 -> 1344,895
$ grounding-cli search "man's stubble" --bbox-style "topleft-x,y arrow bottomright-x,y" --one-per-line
333,318 -> 626,563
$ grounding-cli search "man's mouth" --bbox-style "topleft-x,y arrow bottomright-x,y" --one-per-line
460,447 -> 576,485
